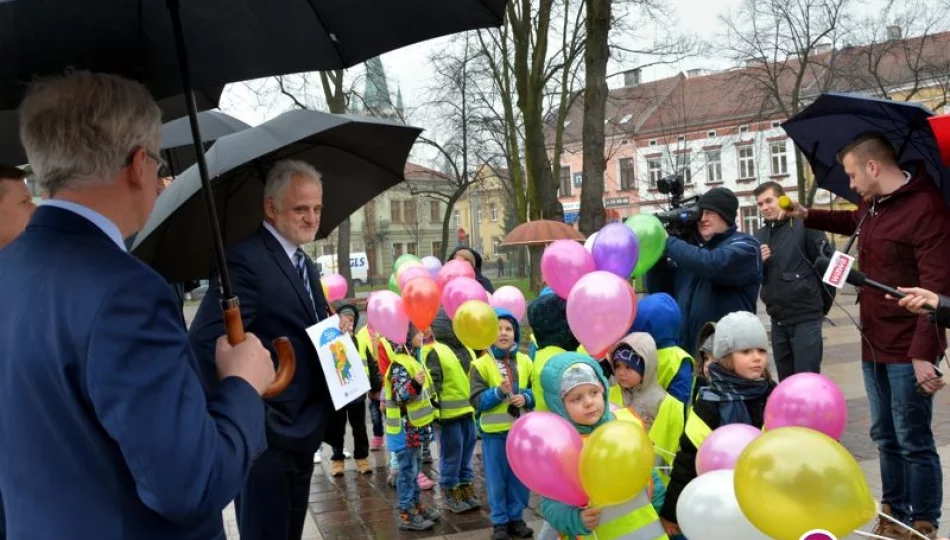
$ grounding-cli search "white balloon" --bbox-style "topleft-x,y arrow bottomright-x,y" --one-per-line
676,470 -> 771,540
584,231 -> 599,252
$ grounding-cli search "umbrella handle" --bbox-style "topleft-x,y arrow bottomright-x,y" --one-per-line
223,301 -> 296,399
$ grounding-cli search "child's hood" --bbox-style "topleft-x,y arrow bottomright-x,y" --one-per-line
608,332 -> 668,419
540,352 -> 612,435
431,308 -> 464,349
631,293 -> 682,348
527,293 -> 579,350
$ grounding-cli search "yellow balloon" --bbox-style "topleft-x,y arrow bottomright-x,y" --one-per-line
452,300 -> 499,350
579,419 -> 654,507
734,427 -> 877,540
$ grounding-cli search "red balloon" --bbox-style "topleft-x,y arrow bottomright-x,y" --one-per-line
436,259 -> 476,290
402,277 -> 441,331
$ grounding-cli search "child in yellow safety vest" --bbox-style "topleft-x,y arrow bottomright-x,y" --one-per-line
630,294 -> 694,404
659,312 -> 776,537
526,293 -> 580,413
385,323 -> 441,531
539,353 -> 668,540
606,333 -> 686,491
470,308 -> 535,540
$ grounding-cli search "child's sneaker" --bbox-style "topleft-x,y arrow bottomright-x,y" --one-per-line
491,524 -> 511,540
398,509 -> 434,531
386,467 -> 398,487
443,486 -> 473,514
330,460 -> 344,477
370,436 -> 384,451
415,503 -> 441,522
417,472 -> 435,490
458,481 -> 481,507
507,520 -> 534,538
355,458 -> 372,475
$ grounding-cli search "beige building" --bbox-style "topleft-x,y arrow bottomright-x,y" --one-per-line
453,165 -> 512,268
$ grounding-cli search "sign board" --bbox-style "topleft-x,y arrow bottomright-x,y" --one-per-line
306,315 -> 371,410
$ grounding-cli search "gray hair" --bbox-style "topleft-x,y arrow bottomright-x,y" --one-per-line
264,159 -> 322,209
18,71 -> 163,195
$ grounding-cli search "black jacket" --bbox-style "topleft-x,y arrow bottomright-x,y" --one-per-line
755,218 -> 833,325
935,295 -> 950,328
449,246 -> 495,293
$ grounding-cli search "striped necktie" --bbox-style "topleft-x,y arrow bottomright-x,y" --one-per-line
293,249 -> 316,311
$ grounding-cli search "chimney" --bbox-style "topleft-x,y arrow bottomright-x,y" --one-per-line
813,42 -> 832,55
745,56 -> 767,67
686,68 -> 707,78
887,25 -> 902,40
623,68 -> 642,87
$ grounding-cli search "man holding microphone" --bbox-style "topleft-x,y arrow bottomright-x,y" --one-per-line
784,132 -> 950,539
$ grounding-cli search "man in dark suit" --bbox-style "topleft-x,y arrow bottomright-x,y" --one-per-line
0,71 -> 276,540
189,159 -> 348,540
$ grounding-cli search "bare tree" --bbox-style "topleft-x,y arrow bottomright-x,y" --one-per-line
721,0 -> 850,204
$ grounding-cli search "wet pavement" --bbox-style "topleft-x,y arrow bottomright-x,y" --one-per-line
183,296 -> 950,540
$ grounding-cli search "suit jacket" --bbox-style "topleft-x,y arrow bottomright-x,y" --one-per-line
189,225 -> 331,453
0,206 -> 266,540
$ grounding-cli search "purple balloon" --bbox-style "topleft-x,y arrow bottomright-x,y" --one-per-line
695,424 -> 761,475
591,222 -> 639,279
764,373 -> 848,440
506,412 -> 588,506
422,256 -> 442,279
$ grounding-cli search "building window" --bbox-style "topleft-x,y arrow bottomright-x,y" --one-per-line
559,167 -> 572,197
738,146 -> 756,179
573,172 -> 583,187
404,200 -> 417,224
407,242 -> 418,256
741,206 -> 761,233
490,202 -> 498,222
771,120 -> 782,128
707,130 -> 717,138
649,139 -> 658,146
675,154 -> 692,184
453,209 -> 460,229
770,142 -> 788,175
492,237 -> 501,256
432,241 -> 443,257
475,204 -> 482,223
706,151 -> 722,183
677,135 -> 686,142
429,200 -> 440,223
647,158 -> 663,188
619,158 -> 636,190
739,125 -> 749,134
390,200 -> 402,223
392,242 -> 404,260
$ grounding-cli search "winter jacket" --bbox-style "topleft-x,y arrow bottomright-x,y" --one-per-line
755,218 -> 833,325
449,246 -> 495,293
804,162 -> 950,363
937,295 -> 950,328
645,227 -> 762,353
630,294 -> 694,403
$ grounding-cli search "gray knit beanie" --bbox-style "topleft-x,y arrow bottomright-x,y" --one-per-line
713,311 -> 768,359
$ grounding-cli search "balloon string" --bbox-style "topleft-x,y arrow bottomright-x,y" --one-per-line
653,446 -> 676,458
877,512 -> 931,540
853,531 -> 899,540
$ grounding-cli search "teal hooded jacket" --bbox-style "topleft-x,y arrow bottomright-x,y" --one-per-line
538,353 -> 666,537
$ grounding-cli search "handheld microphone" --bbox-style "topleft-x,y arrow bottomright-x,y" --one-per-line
778,195 -> 794,211
814,256 -> 935,312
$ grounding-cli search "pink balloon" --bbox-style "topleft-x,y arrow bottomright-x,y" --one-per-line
566,271 -> 636,358
322,273 -> 348,302
764,373 -> 848,440
422,256 -> 443,278
695,424 -> 761,475
442,277 -> 490,319
541,240 -> 595,299
506,412 -> 588,507
366,291 -> 409,344
490,286 -> 527,321
397,266 -> 429,290
436,259 -> 476,290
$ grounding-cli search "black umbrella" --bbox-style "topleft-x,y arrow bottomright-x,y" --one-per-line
161,111 -> 251,176
133,109 -> 422,283
1,90 -> 223,167
0,0 -> 507,397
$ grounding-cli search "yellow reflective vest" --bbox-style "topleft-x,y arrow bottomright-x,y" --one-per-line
471,353 -> 533,433
423,342 -> 476,420
655,346 -> 694,392
383,352 -> 436,435
608,388 -> 684,486
531,346 -> 566,412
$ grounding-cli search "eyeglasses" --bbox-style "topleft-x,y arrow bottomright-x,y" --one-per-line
125,147 -> 170,177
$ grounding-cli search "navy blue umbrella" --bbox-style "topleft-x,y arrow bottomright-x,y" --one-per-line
782,92 -> 950,205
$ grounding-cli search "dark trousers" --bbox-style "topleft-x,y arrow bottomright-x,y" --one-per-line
771,318 -> 823,381
438,417 -> 477,488
236,447 -> 314,540
326,398 -> 369,460
368,398 -> 384,437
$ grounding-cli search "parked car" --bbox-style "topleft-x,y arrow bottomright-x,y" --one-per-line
315,252 -> 369,286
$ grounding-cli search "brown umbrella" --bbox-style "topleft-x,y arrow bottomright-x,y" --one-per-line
501,219 -> 586,247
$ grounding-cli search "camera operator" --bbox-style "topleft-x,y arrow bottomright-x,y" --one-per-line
646,187 -> 762,353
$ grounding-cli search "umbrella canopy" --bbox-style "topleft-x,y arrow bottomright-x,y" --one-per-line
0,90 -> 222,167
782,92 -> 950,205
132,109 -> 422,283
0,0 -> 507,109
161,111 -> 251,176
501,219 -> 585,247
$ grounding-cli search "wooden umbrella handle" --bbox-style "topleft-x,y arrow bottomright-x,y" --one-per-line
223,300 -> 296,399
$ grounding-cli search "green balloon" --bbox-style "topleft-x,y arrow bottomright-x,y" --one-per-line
624,214 -> 668,278
393,254 -> 422,275
388,273 -> 401,294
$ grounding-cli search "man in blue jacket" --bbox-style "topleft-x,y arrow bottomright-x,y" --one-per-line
646,187 -> 762,352
0,71 -> 275,540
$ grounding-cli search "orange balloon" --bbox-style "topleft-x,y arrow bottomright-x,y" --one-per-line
402,276 -> 441,330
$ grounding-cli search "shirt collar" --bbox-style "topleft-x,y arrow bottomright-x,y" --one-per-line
41,199 -> 126,252
262,221 -> 299,261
